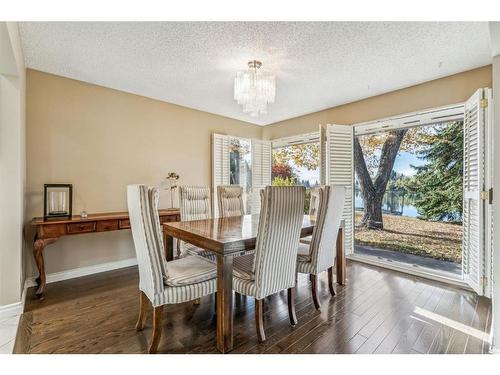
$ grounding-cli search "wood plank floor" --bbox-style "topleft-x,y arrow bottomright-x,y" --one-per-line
14,261 -> 492,354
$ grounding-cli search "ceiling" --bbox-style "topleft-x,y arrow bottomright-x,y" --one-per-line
18,22 -> 492,126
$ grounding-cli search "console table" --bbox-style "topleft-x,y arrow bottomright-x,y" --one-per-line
31,209 -> 180,299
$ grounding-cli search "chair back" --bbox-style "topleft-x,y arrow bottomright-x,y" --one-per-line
178,186 -> 211,256
308,187 -> 321,216
253,186 -> 305,299
127,185 -> 167,304
179,186 -> 212,221
309,185 -> 346,273
217,185 -> 244,218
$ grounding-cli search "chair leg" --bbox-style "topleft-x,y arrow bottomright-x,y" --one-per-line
135,291 -> 148,331
255,298 -> 266,342
148,306 -> 163,354
214,292 -> 217,315
311,274 -> 321,310
328,267 -> 336,296
287,287 -> 298,326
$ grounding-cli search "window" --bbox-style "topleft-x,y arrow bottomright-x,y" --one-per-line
229,137 -> 252,213
271,132 -> 320,212
212,134 -> 271,216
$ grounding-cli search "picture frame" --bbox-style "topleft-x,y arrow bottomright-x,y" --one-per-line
43,183 -> 73,220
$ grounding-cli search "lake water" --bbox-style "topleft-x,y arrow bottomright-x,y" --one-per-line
355,194 -> 419,218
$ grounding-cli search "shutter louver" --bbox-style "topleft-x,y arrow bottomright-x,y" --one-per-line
251,139 -> 272,214
319,124 -> 327,185
326,124 -> 354,255
212,133 -> 230,217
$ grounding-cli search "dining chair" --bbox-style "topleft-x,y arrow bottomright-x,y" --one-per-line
232,186 -> 305,342
300,187 -> 321,245
217,185 -> 244,217
296,185 -> 346,310
178,186 -> 216,261
127,184 -> 217,353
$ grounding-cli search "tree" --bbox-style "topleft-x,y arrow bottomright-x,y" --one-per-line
272,163 -> 296,181
410,122 -> 463,222
354,129 -> 408,229
272,176 -> 297,186
272,143 -> 319,170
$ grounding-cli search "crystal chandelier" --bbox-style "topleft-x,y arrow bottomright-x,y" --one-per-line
234,60 -> 276,117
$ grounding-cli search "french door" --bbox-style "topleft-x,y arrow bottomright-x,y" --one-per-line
462,88 -> 493,297
324,88 -> 492,296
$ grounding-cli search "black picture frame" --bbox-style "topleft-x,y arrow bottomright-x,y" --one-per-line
43,184 -> 73,221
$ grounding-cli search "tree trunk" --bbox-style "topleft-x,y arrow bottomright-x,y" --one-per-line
361,190 -> 384,229
354,129 -> 408,230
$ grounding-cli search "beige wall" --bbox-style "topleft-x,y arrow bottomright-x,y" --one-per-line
25,70 -> 262,277
0,22 -> 25,307
262,65 -> 492,140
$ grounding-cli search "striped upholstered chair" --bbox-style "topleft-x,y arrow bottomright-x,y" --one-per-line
300,187 -> 321,245
177,186 -> 216,261
296,185 -> 346,310
127,185 -> 217,353
232,186 -> 305,342
217,185 -> 244,217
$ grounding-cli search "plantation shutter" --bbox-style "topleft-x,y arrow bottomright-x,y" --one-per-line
462,88 -> 493,297
326,124 -> 354,255
251,139 -> 272,214
212,133 -> 230,217
319,124 -> 327,185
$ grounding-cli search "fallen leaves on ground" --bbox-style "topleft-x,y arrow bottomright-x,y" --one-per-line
355,212 -> 462,263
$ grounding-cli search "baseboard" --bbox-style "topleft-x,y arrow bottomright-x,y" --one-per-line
24,257 -> 138,289
0,281 -> 27,321
0,300 -> 23,320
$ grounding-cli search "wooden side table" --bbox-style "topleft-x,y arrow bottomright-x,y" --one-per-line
31,209 -> 180,299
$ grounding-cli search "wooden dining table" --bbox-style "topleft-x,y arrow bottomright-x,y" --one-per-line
162,214 -> 345,353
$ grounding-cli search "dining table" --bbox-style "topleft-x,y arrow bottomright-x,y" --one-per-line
162,214 -> 345,353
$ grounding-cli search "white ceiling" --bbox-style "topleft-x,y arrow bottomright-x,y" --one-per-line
18,22 -> 492,126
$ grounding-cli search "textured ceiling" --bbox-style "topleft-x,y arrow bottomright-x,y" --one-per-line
19,22 -> 492,126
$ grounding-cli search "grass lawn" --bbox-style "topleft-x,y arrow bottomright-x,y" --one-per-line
355,212 -> 462,263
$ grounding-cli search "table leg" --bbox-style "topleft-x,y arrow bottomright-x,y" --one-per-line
33,235 -> 57,299
216,254 -> 233,353
163,231 -> 174,261
336,227 -> 346,285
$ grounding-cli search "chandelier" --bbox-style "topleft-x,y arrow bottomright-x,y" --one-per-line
234,60 -> 276,117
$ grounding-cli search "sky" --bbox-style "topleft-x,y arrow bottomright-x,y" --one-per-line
392,151 -> 426,176
295,165 -> 320,185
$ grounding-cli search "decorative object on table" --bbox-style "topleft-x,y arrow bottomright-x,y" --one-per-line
80,210 -> 88,218
165,172 -> 179,208
234,60 -> 276,117
43,184 -> 73,220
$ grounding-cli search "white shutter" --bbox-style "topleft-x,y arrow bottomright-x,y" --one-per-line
251,139 -> 272,214
326,124 -> 354,255
212,133 -> 230,217
319,124 -> 327,185
463,88 -> 492,297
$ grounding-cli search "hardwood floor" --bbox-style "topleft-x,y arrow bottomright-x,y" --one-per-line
14,261 -> 491,354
